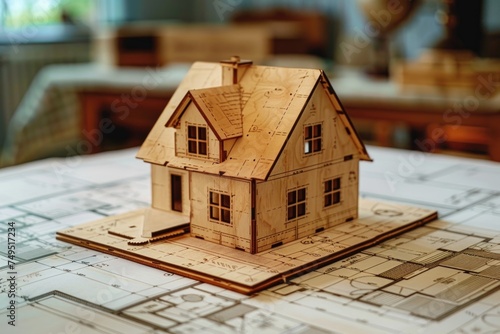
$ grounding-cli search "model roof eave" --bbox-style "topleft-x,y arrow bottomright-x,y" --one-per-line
137,61 -> 371,181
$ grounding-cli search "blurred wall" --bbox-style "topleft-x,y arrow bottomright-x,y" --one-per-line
118,0 -> 208,23
112,0 -> 499,61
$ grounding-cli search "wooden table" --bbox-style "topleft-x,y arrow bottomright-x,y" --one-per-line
332,69 -> 500,161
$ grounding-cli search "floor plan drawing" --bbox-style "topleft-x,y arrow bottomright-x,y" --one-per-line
2,147 -> 500,333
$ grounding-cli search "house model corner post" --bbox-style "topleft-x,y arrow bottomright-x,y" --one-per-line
250,179 -> 257,254
220,56 -> 252,85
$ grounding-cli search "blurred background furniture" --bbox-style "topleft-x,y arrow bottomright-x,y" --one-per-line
334,68 -> 500,160
94,23 -> 271,67
0,63 -> 187,166
231,8 -> 329,56
1,0 -> 500,167
0,25 -> 91,149
355,0 -> 420,76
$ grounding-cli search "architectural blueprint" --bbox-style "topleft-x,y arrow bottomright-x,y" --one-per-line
2,146 -> 500,333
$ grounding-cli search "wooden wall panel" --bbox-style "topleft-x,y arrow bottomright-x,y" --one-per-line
254,84 -> 361,252
190,172 -> 252,251
269,85 -> 360,178
255,159 -> 358,252
151,164 -> 169,211
174,102 -> 220,162
151,165 -> 191,216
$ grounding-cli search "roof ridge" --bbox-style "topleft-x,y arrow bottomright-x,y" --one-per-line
138,62 -> 370,181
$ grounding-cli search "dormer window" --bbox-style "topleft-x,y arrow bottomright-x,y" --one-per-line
304,123 -> 322,155
187,125 -> 208,156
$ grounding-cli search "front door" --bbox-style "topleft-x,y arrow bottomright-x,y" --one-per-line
171,174 -> 182,212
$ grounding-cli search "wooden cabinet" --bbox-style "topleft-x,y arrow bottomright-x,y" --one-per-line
80,91 -> 171,153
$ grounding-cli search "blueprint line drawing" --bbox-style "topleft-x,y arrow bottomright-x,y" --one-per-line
2,146 -> 500,333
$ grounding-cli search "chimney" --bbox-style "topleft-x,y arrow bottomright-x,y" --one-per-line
220,56 -> 252,85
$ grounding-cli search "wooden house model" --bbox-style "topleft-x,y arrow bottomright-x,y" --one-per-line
137,57 -> 371,254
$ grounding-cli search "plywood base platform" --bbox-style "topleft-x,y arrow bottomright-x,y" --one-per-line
56,198 -> 437,295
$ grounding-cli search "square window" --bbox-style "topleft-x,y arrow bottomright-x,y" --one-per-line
287,187 -> 306,221
209,191 -> 231,224
186,125 -> 208,156
304,124 -> 322,155
324,177 -> 341,208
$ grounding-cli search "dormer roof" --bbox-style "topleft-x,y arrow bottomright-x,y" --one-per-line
166,84 -> 243,141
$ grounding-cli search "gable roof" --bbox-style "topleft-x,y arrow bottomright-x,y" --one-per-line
319,73 -> 371,163
166,85 -> 243,141
137,61 -> 371,181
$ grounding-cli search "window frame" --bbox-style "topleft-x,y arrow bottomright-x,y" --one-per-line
209,190 -> 231,224
324,177 -> 341,208
187,124 -> 208,157
287,187 -> 307,221
304,123 -> 322,155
